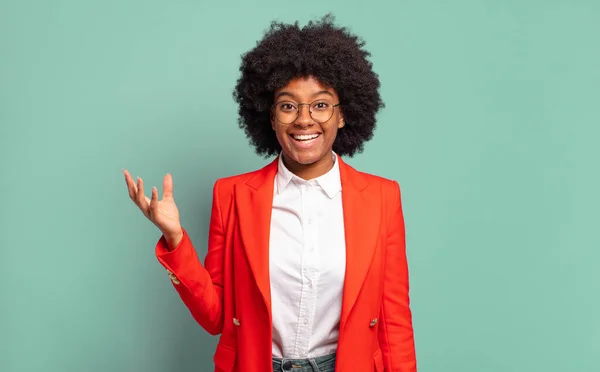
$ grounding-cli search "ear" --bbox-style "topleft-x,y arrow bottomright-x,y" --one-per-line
337,114 -> 345,129
270,111 -> 276,130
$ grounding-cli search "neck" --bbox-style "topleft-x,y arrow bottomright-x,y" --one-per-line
282,152 -> 334,180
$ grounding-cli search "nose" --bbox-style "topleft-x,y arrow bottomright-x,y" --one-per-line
294,104 -> 314,127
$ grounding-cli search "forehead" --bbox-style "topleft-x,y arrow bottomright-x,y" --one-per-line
274,75 -> 338,99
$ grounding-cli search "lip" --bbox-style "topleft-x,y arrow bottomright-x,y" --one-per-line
289,132 -> 322,137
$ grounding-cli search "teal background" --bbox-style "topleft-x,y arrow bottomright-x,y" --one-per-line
1,0 -> 599,371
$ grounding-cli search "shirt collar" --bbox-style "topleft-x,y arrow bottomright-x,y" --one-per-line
275,152 -> 342,199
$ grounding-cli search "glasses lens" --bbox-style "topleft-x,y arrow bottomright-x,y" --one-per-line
275,101 -> 298,124
274,100 -> 336,124
310,100 -> 334,123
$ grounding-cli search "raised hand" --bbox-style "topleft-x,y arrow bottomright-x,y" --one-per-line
123,170 -> 183,249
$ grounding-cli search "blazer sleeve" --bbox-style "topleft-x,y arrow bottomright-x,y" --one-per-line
155,179 -> 226,335
378,180 -> 417,371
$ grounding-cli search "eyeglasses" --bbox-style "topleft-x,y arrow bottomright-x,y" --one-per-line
271,99 -> 341,125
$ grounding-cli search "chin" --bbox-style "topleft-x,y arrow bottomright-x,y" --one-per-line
285,151 -> 323,166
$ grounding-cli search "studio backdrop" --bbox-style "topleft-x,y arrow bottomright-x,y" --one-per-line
1,1 -> 598,371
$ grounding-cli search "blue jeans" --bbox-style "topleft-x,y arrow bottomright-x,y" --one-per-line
272,353 -> 336,372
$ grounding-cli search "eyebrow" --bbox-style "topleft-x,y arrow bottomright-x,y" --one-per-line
275,90 -> 334,100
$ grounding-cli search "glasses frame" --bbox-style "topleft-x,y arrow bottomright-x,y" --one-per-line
271,99 -> 341,125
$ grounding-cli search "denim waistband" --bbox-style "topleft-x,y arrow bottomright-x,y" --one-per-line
272,352 -> 336,372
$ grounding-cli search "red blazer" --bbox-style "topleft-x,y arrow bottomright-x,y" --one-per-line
155,156 -> 417,372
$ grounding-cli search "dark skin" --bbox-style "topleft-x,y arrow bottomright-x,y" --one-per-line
271,75 -> 344,180
123,75 -> 344,249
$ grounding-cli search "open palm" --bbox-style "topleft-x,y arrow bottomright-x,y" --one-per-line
123,170 -> 183,245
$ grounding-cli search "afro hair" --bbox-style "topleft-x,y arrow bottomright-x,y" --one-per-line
233,14 -> 384,157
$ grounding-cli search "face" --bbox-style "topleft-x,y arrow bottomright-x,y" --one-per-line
271,75 -> 344,175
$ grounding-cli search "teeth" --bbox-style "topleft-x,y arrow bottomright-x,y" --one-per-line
293,134 -> 319,141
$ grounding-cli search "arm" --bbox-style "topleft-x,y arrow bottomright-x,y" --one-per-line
378,181 -> 417,371
155,179 -> 226,335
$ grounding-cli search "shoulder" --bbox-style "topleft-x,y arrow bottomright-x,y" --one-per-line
342,165 -> 404,226
340,159 -> 401,198
359,169 -> 399,187
215,168 -> 263,188
211,159 -> 278,198
363,171 -> 401,203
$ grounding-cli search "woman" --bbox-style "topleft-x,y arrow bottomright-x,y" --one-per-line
124,15 -> 416,372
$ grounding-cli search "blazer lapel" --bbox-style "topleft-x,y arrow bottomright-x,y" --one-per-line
234,155 -> 380,329
235,157 -> 278,317
338,157 -> 381,332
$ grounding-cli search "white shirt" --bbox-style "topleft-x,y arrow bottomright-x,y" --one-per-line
269,152 -> 347,359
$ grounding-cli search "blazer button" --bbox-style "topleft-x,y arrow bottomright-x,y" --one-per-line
369,318 -> 378,327
233,318 -> 241,327
166,270 -> 180,285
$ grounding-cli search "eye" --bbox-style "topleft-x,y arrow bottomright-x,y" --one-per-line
277,102 -> 297,112
312,101 -> 330,110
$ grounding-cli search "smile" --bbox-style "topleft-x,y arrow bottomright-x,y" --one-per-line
291,133 -> 321,141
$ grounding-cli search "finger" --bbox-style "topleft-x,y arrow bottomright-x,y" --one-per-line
123,169 -> 138,200
163,173 -> 174,200
150,186 -> 159,216
136,177 -> 150,216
